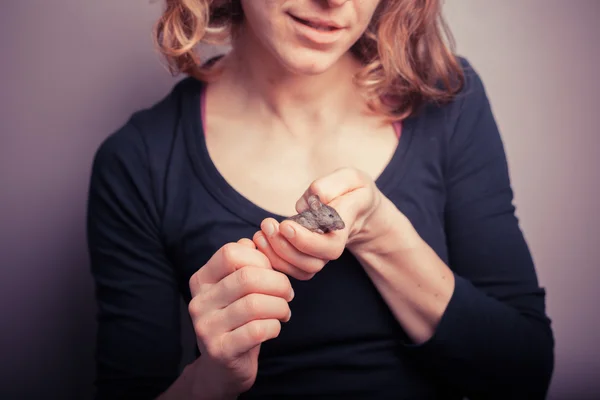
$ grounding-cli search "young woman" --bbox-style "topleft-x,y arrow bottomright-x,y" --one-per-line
87,1 -> 554,398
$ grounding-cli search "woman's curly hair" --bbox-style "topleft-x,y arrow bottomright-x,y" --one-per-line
153,0 -> 464,120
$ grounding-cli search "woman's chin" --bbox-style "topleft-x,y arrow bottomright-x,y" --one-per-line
278,50 -> 346,76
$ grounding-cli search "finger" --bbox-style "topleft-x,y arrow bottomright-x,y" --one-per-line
216,293 -> 290,336
259,219 -> 326,275
192,290 -> 290,348
237,237 -> 257,249
208,265 -> 295,310
222,319 -> 282,360
294,196 -> 310,215
295,167 -> 368,213
253,229 -> 317,281
279,219 -> 346,261
190,242 -> 271,297
327,188 -> 375,235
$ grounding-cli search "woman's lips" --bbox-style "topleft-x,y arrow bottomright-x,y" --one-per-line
288,14 -> 343,32
287,12 -> 346,45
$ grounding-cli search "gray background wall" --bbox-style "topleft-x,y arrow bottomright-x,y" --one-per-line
1,1 -> 597,399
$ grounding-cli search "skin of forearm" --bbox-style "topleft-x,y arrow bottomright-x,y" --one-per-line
156,356 -> 239,400
349,196 -> 455,345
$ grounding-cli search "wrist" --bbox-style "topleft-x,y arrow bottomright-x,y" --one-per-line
348,194 -> 423,258
186,357 -> 240,400
156,359 -> 219,400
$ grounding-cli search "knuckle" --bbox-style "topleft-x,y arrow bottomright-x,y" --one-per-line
281,274 -> 293,293
309,181 -> 323,197
304,260 -> 325,275
269,320 -> 282,339
203,339 -> 223,360
188,272 -> 201,292
236,267 -> 256,290
237,237 -> 256,248
194,311 -> 219,341
221,242 -> 238,264
345,166 -> 365,185
333,246 -> 345,259
326,243 -> 345,260
304,272 -> 317,281
279,300 -> 291,318
294,270 -> 316,281
244,294 -> 260,315
350,166 -> 362,179
193,317 -> 210,340
328,249 -> 343,261
247,320 -> 266,342
188,297 -> 200,318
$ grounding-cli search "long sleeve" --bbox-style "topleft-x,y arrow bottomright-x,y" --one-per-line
403,60 -> 555,399
86,123 -> 182,399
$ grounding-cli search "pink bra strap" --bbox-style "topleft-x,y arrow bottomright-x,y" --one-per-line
200,84 -> 208,135
393,121 -> 402,139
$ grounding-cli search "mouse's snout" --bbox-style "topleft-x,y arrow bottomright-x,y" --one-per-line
334,219 -> 345,230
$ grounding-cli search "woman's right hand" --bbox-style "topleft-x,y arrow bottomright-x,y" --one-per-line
187,238 -> 294,398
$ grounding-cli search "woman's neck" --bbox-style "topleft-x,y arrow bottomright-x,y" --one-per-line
214,27 -> 368,138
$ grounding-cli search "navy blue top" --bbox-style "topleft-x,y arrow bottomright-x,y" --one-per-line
86,58 -> 554,399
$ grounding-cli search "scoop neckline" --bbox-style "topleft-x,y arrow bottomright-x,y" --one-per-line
183,78 -> 417,228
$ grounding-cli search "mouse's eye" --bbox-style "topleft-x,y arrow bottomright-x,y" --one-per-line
329,214 -> 333,218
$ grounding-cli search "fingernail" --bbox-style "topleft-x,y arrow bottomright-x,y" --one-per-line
256,234 -> 268,248
290,288 -> 295,300
264,221 -> 275,236
281,224 -> 295,239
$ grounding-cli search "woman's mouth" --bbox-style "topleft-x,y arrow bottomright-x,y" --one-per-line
287,12 -> 345,45
288,14 -> 342,32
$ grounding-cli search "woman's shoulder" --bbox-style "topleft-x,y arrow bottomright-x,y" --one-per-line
447,56 -> 497,133
93,76 -> 202,169
88,77 -> 205,225
412,56 -> 496,143
402,55 -> 504,179
425,55 -> 489,119
454,56 -> 489,110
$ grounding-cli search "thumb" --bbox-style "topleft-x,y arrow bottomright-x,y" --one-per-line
237,237 -> 257,249
329,188 -> 371,235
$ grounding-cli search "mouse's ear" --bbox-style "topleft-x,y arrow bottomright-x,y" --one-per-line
308,194 -> 322,211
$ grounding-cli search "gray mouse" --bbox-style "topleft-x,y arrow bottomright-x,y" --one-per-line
287,194 -> 346,234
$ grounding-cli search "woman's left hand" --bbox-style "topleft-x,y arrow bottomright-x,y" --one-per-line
252,167 -> 392,281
